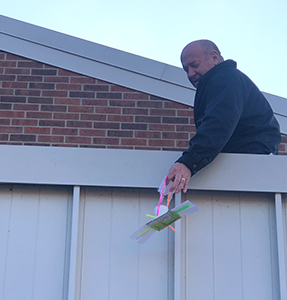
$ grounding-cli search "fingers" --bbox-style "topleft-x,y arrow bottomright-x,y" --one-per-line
182,177 -> 189,193
169,174 -> 181,193
174,176 -> 190,194
166,162 -> 191,194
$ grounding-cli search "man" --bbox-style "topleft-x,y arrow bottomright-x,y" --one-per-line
166,39 -> 281,194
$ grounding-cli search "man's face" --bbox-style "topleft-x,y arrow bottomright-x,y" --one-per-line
181,42 -> 219,88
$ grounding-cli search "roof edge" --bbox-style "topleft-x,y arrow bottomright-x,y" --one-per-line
0,14 -> 286,133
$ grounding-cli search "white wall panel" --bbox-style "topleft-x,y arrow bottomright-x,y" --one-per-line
76,187 -> 174,300
0,184 -> 72,300
0,186 -> 13,300
239,193 -> 279,300
281,194 -> 287,295
182,190 -> 280,300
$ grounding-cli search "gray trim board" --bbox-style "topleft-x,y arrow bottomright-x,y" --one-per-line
1,15 -> 287,133
0,145 -> 286,193
0,14 -> 196,106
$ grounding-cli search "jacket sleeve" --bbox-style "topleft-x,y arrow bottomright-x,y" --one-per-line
176,78 -> 244,175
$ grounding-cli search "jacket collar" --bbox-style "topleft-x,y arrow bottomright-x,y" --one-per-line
197,59 -> 237,88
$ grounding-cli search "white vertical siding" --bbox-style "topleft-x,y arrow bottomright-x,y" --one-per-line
182,190 -> 280,300
0,183 -> 285,300
281,194 -> 287,297
76,187 -> 174,300
0,184 -> 72,300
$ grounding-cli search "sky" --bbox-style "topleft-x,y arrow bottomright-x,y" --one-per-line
2,0 -> 287,99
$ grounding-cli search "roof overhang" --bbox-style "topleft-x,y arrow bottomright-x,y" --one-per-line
0,14 -> 287,133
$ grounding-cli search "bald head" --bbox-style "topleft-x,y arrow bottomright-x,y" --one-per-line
181,40 -> 224,88
183,40 -> 224,61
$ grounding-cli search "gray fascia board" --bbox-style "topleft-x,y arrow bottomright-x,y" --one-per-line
263,92 -> 287,134
0,14 -> 286,127
0,29 -> 195,105
263,92 -> 287,116
274,114 -> 287,135
0,145 -> 286,193
0,14 -> 191,89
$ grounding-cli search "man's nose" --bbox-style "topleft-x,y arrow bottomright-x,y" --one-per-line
187,68 -> 196,78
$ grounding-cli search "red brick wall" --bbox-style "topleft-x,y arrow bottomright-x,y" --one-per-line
0,51 -> 286,154
0,51 -> 195,150
279,136 -> 287,154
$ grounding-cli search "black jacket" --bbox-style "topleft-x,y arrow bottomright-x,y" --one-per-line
177,60 -> 281,175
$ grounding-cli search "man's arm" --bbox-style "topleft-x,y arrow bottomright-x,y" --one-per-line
167,77 -> 244,193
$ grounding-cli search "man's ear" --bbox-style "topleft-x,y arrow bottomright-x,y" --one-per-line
211,50 -> 221,64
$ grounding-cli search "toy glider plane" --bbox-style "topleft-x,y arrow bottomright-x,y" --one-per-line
130,200 -> 198,244
130,176 -> 198,244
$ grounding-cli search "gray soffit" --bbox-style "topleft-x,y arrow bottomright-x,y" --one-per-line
0,14 -> 286,133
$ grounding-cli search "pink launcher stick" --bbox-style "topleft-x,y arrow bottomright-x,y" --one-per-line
156,176 -> 167,216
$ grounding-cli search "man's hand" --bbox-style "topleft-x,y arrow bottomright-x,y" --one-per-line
166,162 -> 191,194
